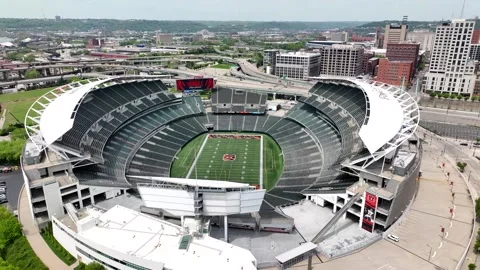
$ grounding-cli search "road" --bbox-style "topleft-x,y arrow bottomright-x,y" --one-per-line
420,106 -> 480,126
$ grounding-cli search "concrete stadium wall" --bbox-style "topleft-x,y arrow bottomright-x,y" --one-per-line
385,143 -> 422,228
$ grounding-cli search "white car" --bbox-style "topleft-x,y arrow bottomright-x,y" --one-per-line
387,234 -> 399,242
0,187 -> 6,194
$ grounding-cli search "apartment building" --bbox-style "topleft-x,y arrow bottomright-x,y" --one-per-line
424,19 -> 477,96
274,52 -> 321,79
320,44 -> 364,77
156,33 -> 174,45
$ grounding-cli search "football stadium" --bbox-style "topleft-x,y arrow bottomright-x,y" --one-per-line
20,76 -> 421,269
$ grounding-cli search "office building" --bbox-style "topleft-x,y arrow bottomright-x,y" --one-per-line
156,33 -> 174,45
473,30 -> 480,44
471,44 -> 480,61
320,44 -> 364,77
376,58 -> 413,86
386,42 -> 420,78
55,15 -> 61,21
328,32 -> 349,42
383,24 -> 408,49
362,52 -> 375,74
424,19 -> 477,96
407,30 -> 435,51
275,52 -> 321,79
263,49 -> 279,75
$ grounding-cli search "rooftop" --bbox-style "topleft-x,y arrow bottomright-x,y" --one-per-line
58,205 -> 256,270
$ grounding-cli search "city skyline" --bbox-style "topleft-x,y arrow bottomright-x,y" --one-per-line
0,0 -> 478,22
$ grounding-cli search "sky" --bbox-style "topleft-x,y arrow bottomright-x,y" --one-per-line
0,0 -> 478,21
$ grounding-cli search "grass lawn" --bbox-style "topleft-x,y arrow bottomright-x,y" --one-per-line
170,133 -> 283,190
211,63 -> 235,69
0,87 -> 55,127
41,224 -> 76,266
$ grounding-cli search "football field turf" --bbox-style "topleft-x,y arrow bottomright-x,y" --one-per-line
170,133 -> 283,190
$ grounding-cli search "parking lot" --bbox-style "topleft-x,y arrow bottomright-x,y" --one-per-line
0,169 -> 24,211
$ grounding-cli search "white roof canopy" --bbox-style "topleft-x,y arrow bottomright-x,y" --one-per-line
356,81 -> 404,154
39,80 -> 110,145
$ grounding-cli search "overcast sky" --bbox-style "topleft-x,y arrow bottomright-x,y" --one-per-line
0,0 -> 478,21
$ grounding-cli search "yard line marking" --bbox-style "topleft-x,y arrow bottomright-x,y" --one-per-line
432,251 -> 437,258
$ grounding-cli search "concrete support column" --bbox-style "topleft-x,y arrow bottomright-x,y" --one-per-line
224,215 -> 228,242
273,92 -> 276,100
181,215 -> 184,226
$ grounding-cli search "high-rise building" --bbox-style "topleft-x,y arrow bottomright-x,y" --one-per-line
263,49 -> 279,75
328,32 -> 349,42
386,42 -> 420,78
470,44 -> 480,61
407,30 -> 435,51
376,58 -> 413,86
423,19 -> 477,96
55,15 -> 61,21
156,33 -> 174,45
472,30 -> 480,44
275,52 -> 321,79
320,44 -> 364,77
383,24 -> 408,49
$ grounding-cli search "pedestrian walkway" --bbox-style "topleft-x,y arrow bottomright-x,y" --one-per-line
18,185 -> 72,270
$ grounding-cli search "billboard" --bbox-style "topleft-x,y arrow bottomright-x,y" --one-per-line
176,78 -> 215,91
361,192 -> 377,233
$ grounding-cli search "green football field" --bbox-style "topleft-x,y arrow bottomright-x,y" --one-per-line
170,133 -> 283,190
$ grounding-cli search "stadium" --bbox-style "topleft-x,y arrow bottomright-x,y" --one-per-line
21,76 -> 421,269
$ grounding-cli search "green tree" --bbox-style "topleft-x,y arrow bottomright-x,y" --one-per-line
0,207 -> 22,252
85,262 -> 105,270
23,54 -> 36,63
469,263 -> 477,270
457,162 -> 467,173
0,257 -> 18,270
24,70 -> 40,79
476,198 -> 480,220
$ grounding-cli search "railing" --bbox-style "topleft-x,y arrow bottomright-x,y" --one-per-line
317,233 -> 382,259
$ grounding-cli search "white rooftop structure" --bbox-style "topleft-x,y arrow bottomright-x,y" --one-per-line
54,205 -> 257,270
129,176 -> 256,189
308,77 -> 419,167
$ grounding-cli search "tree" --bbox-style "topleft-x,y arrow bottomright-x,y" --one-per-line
24,70 -> 40,79
457,161 -> 467,173
0,207 -> 22,252
85,262 -> 105,270
469,263 -> 477,270
0,257 -> 18,270
429,92 -> 436,98
23,54 -> 35,63
476,198 -> 480,220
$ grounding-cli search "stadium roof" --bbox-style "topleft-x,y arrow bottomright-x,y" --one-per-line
130,176 -> 257,189
356,80 -> 404,154
57,205 -> 257,270
39,79 -> 110,146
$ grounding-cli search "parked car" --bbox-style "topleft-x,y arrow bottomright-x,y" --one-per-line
0,181 -> 5,187
387,234 -> 399,242
1,167 -> 12,173
0,187 -> 6,194
0,194 -> 7,204
460,143 -> 468,146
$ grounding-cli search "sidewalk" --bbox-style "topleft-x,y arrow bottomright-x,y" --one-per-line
18,185 -> 72,270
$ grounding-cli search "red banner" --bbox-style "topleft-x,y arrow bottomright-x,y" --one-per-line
361,192 -> 377,233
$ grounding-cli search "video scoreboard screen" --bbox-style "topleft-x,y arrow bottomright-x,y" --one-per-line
176,78 -> 215,91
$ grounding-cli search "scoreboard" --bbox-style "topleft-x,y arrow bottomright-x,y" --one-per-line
176,78 -> 215,91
